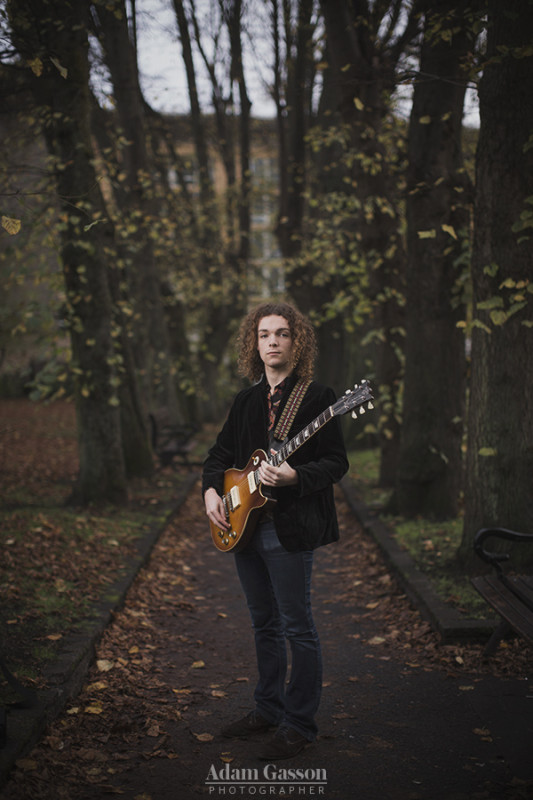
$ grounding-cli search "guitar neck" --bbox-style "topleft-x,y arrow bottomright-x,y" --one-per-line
268,406 -> 334,467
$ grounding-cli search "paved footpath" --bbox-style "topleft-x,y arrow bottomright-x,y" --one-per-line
2,488 -> 533,800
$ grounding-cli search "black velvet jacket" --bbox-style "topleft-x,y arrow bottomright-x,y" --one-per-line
202,373 -> 349,552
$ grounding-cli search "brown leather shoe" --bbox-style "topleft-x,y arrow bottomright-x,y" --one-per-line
221,710 -> 275,739
258,725 -> 310,760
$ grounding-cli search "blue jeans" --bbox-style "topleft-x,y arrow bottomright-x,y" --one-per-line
234,518 -> 322,741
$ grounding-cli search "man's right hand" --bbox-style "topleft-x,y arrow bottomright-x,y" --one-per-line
204,487 -> 230,530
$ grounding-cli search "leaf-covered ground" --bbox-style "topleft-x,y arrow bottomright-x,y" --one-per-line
0,399 -> 196,692
1,399 -> 532,800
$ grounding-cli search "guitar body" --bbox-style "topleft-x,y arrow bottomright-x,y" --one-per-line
210,449 -> 272,553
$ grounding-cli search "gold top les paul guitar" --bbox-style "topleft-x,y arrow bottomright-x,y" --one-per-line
210,380 -> 374,553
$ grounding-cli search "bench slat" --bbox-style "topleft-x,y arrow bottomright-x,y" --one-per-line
472,575 -> 533,643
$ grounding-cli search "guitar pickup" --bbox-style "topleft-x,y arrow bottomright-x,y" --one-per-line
248,471 -> 258,493
228,485 -> 241,511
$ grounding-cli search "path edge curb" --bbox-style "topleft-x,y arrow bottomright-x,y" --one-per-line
340,477 -> 496,644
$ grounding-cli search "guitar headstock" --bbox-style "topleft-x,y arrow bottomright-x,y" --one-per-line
333,379 -> 374,419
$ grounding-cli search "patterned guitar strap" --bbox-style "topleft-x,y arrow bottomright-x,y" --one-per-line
270,378 -> 311,450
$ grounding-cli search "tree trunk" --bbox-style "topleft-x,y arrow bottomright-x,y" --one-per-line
93,0 -> 182,425
8,0 -> 128,503
275,0 -> 314,267
318,0 -> 418,486
394,3 -> 472,518
459,0 -> 533,566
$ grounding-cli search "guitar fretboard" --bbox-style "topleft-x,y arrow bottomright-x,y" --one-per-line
269,406 -> 334,467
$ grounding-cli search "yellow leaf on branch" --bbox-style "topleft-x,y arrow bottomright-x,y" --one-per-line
50,56 -> 68,79
2,216 -> 21,236
27,57 -> 43,76
441,224 -> 457,239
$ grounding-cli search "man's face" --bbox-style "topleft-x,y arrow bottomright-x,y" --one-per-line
257,315 -> 293,372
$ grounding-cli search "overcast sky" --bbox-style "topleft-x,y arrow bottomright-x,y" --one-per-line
135,0 -> 277,117
133,0 -> 479,126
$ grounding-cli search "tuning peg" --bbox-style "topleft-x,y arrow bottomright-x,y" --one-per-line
368,401 -> 374,409
351,410 -> 358,419
359,406 -> 366,414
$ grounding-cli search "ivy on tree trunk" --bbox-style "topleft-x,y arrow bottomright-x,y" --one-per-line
460,0 -> 533,565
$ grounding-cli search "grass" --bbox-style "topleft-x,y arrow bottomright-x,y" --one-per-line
347,448 -> 489,618
0,491 -> 191,704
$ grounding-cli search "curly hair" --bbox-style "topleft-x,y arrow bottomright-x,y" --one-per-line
237,301 -> 317,382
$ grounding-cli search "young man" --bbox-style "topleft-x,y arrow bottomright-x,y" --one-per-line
202,302 -> 348,760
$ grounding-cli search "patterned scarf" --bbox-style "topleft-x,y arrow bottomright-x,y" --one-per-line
267,378 -> 287,431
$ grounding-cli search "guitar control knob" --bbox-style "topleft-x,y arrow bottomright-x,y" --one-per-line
218,531 -> 224,538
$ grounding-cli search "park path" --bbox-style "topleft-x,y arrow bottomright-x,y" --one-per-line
2,485 -> 533,800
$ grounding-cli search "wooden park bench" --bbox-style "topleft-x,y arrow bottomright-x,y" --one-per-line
471,527 -> 533,655
148,411 -> 199,468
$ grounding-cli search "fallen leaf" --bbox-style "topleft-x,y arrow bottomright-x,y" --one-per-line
84,703 -> 104,715
97,659 -> 114,672
86,681 -> 108,692
15,759 -> 37,771
194,732 -> 214,742
146,722 -> 160,737
191,660 -> 205,669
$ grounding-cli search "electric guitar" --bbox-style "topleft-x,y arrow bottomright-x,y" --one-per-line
210,380 -> 374,553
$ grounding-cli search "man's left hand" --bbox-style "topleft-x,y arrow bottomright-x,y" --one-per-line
259,454 -> 298,487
